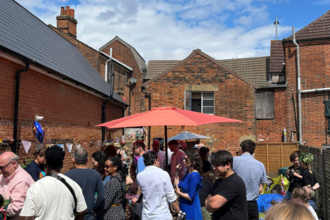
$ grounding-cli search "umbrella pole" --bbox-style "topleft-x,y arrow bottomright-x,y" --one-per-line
165,125 -> 168,171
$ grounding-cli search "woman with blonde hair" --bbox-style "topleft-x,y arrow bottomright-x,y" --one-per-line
265,202 -> 314,220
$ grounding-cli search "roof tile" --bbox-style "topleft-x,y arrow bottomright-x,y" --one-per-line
146,56 -> 271,87
285,10 -> 330,41
269,40 -> 285,73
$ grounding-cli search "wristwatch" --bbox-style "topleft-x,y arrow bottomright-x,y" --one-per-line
134,195 -> 139,199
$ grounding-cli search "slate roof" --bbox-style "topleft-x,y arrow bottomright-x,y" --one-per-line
145,52 -> 271,87
285,10 -> 330,41
269,40 -> 285,73
99,36 -> 147,74
0,0 -> 126,106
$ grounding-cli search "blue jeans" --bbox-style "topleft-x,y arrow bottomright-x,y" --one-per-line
308,199 -> 317,210
284,191 -> 292,200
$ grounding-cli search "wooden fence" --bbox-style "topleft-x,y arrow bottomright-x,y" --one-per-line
299,145 -> 329,220
254,142 -> 299,177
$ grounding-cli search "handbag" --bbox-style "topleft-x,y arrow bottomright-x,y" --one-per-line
46,173 -> 77,214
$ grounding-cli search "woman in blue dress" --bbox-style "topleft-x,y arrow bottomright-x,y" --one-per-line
174,151 -> 203,220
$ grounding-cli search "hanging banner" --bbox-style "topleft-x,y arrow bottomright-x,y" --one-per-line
36,142 -> 43,150
22,140 -> 31,153
58,144 -> 64,151
89,141 -> 95,148
75,143 -> 81,149
115,137 -> 119,143
66,143 -> 73,153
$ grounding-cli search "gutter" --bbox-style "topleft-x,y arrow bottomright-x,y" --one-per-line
141,86 -> 151,149
13,62 -> 30,153
292,27 -> 302,144
102,49 -> 115,142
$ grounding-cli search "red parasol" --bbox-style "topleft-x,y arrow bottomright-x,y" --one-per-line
95,106 -> 241,165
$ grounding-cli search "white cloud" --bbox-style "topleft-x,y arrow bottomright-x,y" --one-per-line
17,0 -> 292,62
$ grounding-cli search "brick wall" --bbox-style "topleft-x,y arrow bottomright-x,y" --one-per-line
0,57 -> 123,172
283,40 -> 330,147
101,41 -> 145,115
144,54 -> 256,154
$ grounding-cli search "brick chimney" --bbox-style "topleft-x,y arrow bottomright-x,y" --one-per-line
56,6 -> 77,38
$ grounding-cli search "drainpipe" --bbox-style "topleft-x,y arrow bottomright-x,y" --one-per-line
102,51 -> 114,142
13,62 -> 30,153
141,86 -> 151,149
292,27 -> 302,144
129,82 -> 132,116
301,87 -> 330,93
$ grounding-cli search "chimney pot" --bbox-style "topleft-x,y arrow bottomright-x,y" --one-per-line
57,6 -> 77,38
69,9 -> 74,18
65,6 -> 70,15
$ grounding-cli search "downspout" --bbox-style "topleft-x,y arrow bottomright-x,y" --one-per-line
141,86 -> 151,149
102,49 -> 114,142
129,81 -> 132,116
13,62 -> 30,153
292,27 -> 302,144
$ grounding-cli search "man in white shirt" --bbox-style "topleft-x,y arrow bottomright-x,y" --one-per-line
19,146 -> 87,220
291,187 -> 318,220
169,140 -> 187,182
149,140 -> 166,170
137,151 -> 179,220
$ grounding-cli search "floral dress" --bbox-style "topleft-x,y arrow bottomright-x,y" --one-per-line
103,174 -> 126,220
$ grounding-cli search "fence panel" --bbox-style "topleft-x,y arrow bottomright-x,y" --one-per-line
309,147 -> 323,218
323,150 -> 330,220
255,143 -> 298,177
299,145 -> 328,220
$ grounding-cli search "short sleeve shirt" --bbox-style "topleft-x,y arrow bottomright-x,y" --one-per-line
211,173 -> 248,220
233,154 -> 267,201
137,155 -> 146,174
20,174 -> 87,220
302,168 -> 318,187
287,165 -> 304,192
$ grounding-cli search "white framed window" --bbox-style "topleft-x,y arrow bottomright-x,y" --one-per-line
185,91 -> 214,114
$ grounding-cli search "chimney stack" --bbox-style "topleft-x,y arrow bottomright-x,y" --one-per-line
56,6 -> 78,38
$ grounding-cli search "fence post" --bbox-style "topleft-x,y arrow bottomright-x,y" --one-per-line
322,150 -> 327,220
266,144 -> 269,173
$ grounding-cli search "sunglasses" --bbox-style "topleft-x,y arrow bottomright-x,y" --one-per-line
0,161 -> 12,170
105,164 -> 114,169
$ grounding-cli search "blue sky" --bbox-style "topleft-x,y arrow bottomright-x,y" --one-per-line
17,0 -> 330,62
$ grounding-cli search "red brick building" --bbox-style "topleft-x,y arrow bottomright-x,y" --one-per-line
143,10 -> 330,149
142,49 -> 259,154
50,6 -> 147,117
0,1 -> 126,172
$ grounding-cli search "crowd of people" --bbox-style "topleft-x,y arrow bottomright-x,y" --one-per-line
0,138 -> 321,220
